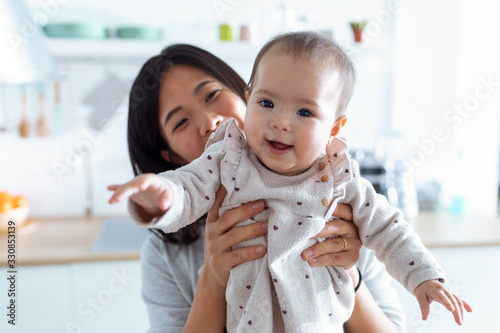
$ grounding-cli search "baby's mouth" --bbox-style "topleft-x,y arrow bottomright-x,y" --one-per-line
268,140 -> 292,150
266,140 -> 293,155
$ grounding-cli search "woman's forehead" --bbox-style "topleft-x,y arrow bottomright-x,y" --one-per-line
159,65 -> 212,113
162,65 -> 212,91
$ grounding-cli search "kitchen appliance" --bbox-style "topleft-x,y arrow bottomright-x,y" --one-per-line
354,150 -> 420,221
353,149 -> 399,207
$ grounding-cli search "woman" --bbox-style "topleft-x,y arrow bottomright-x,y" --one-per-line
127,44 -> 404,332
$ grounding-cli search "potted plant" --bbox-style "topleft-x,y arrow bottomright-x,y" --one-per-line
350,21 -> 367,43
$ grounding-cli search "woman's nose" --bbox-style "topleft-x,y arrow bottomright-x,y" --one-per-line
200,112 -> 224,135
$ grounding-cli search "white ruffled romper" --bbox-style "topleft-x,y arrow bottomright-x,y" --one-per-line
133,119 -> 445,333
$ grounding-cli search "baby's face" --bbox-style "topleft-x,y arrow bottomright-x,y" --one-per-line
245,53 -> 343,176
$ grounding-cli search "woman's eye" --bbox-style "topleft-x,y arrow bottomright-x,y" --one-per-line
172,118 -> 187,133
206,89 -> 220,102
297,109 -> 313,117
259,100 -> 274,108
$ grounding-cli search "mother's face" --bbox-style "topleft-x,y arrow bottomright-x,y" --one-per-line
158,65 -> 246,164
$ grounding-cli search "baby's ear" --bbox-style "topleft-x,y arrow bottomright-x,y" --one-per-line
330,116 -> 347,137
244,90 -> 250,103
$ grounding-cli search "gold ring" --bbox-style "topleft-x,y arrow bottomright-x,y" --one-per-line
339,236 -> 348,252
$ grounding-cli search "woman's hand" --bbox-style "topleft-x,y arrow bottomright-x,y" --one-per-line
202,186 -> 268,289
301,203 -> 361,269
184,186 -> 268,332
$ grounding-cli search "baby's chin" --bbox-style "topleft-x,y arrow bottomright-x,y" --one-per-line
260,159 -> 310,177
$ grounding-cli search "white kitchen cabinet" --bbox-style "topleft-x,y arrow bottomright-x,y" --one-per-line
69,261 -> 147,333
393,246 -> 500,333
0,261 -> 148,333
2,246 -> 497,332
0,265 -> 71,333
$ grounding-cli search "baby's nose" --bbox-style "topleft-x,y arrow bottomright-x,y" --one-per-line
270,114 -> 291,132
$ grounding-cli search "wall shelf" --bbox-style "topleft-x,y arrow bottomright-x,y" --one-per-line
46,38 -> 382,63
46,38 -> 262,63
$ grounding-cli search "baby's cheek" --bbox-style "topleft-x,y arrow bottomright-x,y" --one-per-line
299,134 -> 325,158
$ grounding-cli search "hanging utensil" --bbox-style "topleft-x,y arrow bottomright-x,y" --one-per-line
52,81 -> 63,135
18,84 -> 30,138
0,85 -> 8,132
36,82 -> 50,138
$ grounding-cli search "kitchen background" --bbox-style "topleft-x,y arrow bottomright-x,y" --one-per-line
0,0 -> 499,332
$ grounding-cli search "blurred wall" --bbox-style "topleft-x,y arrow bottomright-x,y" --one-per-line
1,0 -> 498,217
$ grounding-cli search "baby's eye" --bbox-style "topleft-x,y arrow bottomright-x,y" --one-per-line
259,100 -> 274,108
297,109 -> 313,117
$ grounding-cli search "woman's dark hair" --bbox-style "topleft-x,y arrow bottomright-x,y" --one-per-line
127,44 -> 247,244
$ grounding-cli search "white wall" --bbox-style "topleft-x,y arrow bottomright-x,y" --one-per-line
5,0 -> 498,217
2,0 -> 395,217
24,0 -> 388,44
392,0 -> 500,217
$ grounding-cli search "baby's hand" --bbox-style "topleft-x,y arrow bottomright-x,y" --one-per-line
107,173 -> 173,218
414,279 -> 472,325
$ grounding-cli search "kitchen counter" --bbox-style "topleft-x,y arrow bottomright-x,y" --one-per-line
1,212 -> 500,267
0,216 -> 142,267
411,212 -> 500,247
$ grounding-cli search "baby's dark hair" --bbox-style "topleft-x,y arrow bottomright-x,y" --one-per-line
246,31 -> 356,116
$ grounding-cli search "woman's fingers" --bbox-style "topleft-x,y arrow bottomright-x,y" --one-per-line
331,203 -> 353,221
215,200 -> 265,234
303,237 -> 346,260
304,251 -> 342,266
303,249 -> 360,269
207,186 -> 227,222
219,246 -> 267,270
217,222 -> 268,253
305,218 -> 361,268
312,218 -> 356,239
204,195 -> 268,287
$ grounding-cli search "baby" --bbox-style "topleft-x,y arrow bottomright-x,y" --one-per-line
109,32 -> 470,332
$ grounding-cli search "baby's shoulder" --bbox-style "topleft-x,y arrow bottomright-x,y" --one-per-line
205,119 -> 245,151
325,137 -> 359,179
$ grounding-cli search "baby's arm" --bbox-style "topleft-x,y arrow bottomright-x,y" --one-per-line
108,173 -> 173,219
109,141 -> 225,232
341,161 -> 472,325
414,279 -> 472,325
